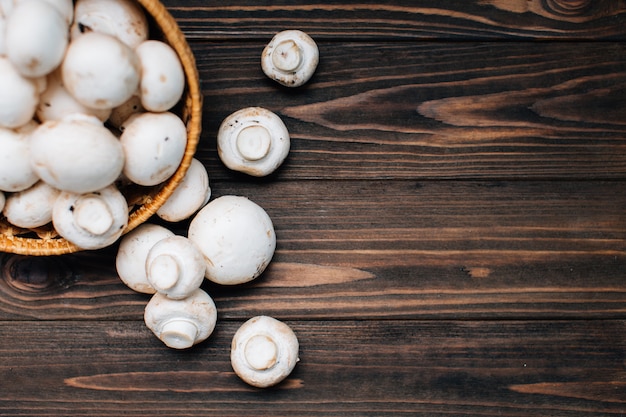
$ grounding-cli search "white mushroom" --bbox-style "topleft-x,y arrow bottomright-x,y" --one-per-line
217,107 -> 290,177
230,316 -> 299,388
261,30 -> 319,87
3,181 -> 60,228
144,288 -> 217,350
136,40 -> 185,113
188,195 -> 276,286
0,56 -> 39,128
146,236 -> 206,300
5,0 -> 68,78
119,111 -> 187,186
0,126 -> 38,192
115,223 -> 175,294
62,31 -> 140,110
29,113 -> 124,194
107,94 -> 143,129
156,158 -> 210,222
71,0 -> 148,49
52,184 -> 129,250
37,68 -> 112,123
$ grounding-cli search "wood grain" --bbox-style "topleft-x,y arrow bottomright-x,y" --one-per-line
161,0 -> 626,40
1,320 -> 624,416
0,180 -> 623,321
193,41 -> 626,180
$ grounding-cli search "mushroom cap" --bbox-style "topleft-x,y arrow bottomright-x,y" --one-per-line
136,40 -> 185,113
5,0 -> 68,78
0,126 -> 38,192
115,223 -> 175,294
62,31 -> 140,110
29,114 -> 124,194
0,57 -> 39,128
146,235 -> 206,300
261,30 -> 319,87
217,107 -> 290,177
37,69 -> 112,123
230,316 -> 299,388
156,158 -> 210,223
107,94 -> 143,129
3,181 -> 60,228
188,195 -> 276,286
52,184 -> 129,250
71,0 -> 148,49
144,288 -> 217,349
120,112 -> 187,186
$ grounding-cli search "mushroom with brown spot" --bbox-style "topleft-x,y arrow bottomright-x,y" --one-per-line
3,181 -> 60,228
231,315 -> 299,388
261,30 -> 319,87
144,288 -> 217,349
136,40 -> 185,113
217,107 -> 290,177
188,195 -> 276,286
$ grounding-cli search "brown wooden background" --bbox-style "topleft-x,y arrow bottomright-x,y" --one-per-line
2,1 -> 626,415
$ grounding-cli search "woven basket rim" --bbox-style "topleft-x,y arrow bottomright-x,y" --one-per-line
0,0 -> 202,256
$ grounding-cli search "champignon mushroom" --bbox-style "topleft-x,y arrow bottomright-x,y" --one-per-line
5,0 -> 68,78
188,195 -> 276,286
62,31 -> 140,110
52,184 -> 128,250
144,288 -> 217,349
230,316 -> 299,388
261,30 -> 319,87
107,94 -> 143,129
3,181 -> 60,228
0,126 -> 38,192
136,40 -> 185,113
119,111 -> 187,186
0,56 -> 39,128
146,236 -> 206,300
115,223 -> 175,294
29,113 -> 124,194
37,68 -> 112,123
217,107 -> 290,177
156,158 -> 210,223
71,0 -> 148,49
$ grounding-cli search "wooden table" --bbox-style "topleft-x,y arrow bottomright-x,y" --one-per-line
2,1 -> 626,415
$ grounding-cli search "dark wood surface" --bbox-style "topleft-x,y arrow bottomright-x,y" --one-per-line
2,1 -> 626,415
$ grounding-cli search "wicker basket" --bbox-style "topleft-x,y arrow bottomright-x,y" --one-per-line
0,0 -> 202,256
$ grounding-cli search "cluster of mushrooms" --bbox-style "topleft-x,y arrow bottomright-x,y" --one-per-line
3,0 -> 319,389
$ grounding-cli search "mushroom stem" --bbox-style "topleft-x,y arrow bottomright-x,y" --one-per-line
236,125 -> 271,161
271,39 -> 302,72
244,334 -> 278,370
148,253 -> 180,290
74,195 -> 113,235
159,318 -> 198,349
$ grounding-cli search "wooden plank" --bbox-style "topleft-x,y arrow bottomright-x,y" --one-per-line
193,41 -> 626,181
1,320 -> 624,416
0,180 -> 623,321
161,0 -> 626,41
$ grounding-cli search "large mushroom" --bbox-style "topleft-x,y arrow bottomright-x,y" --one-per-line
188,195 -> 276,286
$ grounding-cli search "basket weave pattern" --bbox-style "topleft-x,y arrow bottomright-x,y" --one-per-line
0,0 -> 202,256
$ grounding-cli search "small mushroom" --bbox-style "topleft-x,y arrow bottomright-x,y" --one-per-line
37,68 -> 112,123
115,223 -> 175,294
62,31 -> 140,110
261,30 -> 319,87
52,184 -> 129,250
0,56 -> 39,128
230,316 -> 299,388
136,40 -> 185,113
5,0 -> 68,78
3,181 -> 60,228
119,111 -> 187,186
156,158 -> 210,223
29,113 -> 124,194
71,0 -> 148,49
146,236 -> 206,300
188,195 -> 276,286
217,107 -> 290,177
144,288 -> 217,350
0,126 -> 38,192
107,94 -> 143,129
